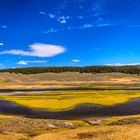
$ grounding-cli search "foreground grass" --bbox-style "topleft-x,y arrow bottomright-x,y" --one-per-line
0,114 -> 140,140
1,90 -> 140,111
32,124 -> 140,140
106,114 -> 140,125
0,114 -> 15,118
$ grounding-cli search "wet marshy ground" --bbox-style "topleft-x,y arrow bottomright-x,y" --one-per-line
0,98 -> 140,120
1,87 -> 140,93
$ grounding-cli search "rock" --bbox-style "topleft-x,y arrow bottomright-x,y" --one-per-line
64,122 -> 76,128
85,119 -> 109,125
47,124 -> 58,129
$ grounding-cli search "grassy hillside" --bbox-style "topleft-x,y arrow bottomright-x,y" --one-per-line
0,72 -> 140,90
33,124 -> 140,140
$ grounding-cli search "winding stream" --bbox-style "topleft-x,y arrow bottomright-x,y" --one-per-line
0,87 -> 140,93
0,98 -> 140,119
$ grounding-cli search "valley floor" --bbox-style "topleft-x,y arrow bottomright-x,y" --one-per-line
0,72 -> 140,90
0,72 -> 139,139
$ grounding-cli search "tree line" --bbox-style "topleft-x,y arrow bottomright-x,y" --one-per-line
0,66 -> 140,75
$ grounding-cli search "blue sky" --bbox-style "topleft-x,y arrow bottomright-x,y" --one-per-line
0,0 -> 140,68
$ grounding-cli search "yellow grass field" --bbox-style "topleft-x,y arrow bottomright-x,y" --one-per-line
0,72 -> 140,90
1,90 -> 140,111
33,124 -> 140,140
0,73 -> 140,139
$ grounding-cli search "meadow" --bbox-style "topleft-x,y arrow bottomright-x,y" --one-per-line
0,73 -> 140,139
1,90 -> 140,111
33,124 -> 140,140
0,72 -> 140,90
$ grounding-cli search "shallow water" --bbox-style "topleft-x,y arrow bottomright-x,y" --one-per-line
0,87 -> 140,93
0,98 -> 140,120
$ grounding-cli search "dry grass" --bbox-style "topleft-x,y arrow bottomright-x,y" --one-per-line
106,114 -> 140,124
0,132 -> 26,140
0,115 -> 140,140
0,118 -> 83,134
0,114 -> 15,118
0,72 -> 140,139
0,72 -> 140,89
33,124 -> 140,140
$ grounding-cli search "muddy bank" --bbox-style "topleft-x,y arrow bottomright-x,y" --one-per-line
1,98 -> 140,119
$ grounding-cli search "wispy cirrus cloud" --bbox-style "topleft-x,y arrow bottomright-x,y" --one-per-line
0,42 -> 4,46
80,22 -> 118,29
40,0 -> 123,35
0,43 -> 66,57
44,21 -> 118,34
17,60 -> 47,65
106,63 -> 140,66
80,24 -> 94,29
43,28 -> 59,34
48,13 -> 56,18
44,0 -> 128,31
72,59 -> 80,63
39,11 -> 46,15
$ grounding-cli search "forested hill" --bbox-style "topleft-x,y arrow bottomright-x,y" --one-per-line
0,66 -> 140,75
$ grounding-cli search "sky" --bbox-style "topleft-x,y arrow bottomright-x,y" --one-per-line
0,0 -> 140,68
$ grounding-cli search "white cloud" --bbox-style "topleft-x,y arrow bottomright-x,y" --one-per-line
97,23 -> 116,27
106,63 -> 140,66
0,43 -> 4,46
72,59 -> 80,63
81,24 -> 94,29
39,11 -> 46,15
43,28 -> 58,34
48,13 -> 55,18
0,43 -> 66,57
17,61 -> 28,65
42,22 -> 117,35
80,23 -> 117,29
128,63 -> 140,65
58,16 -> 67,24
17,60 -> 47,65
